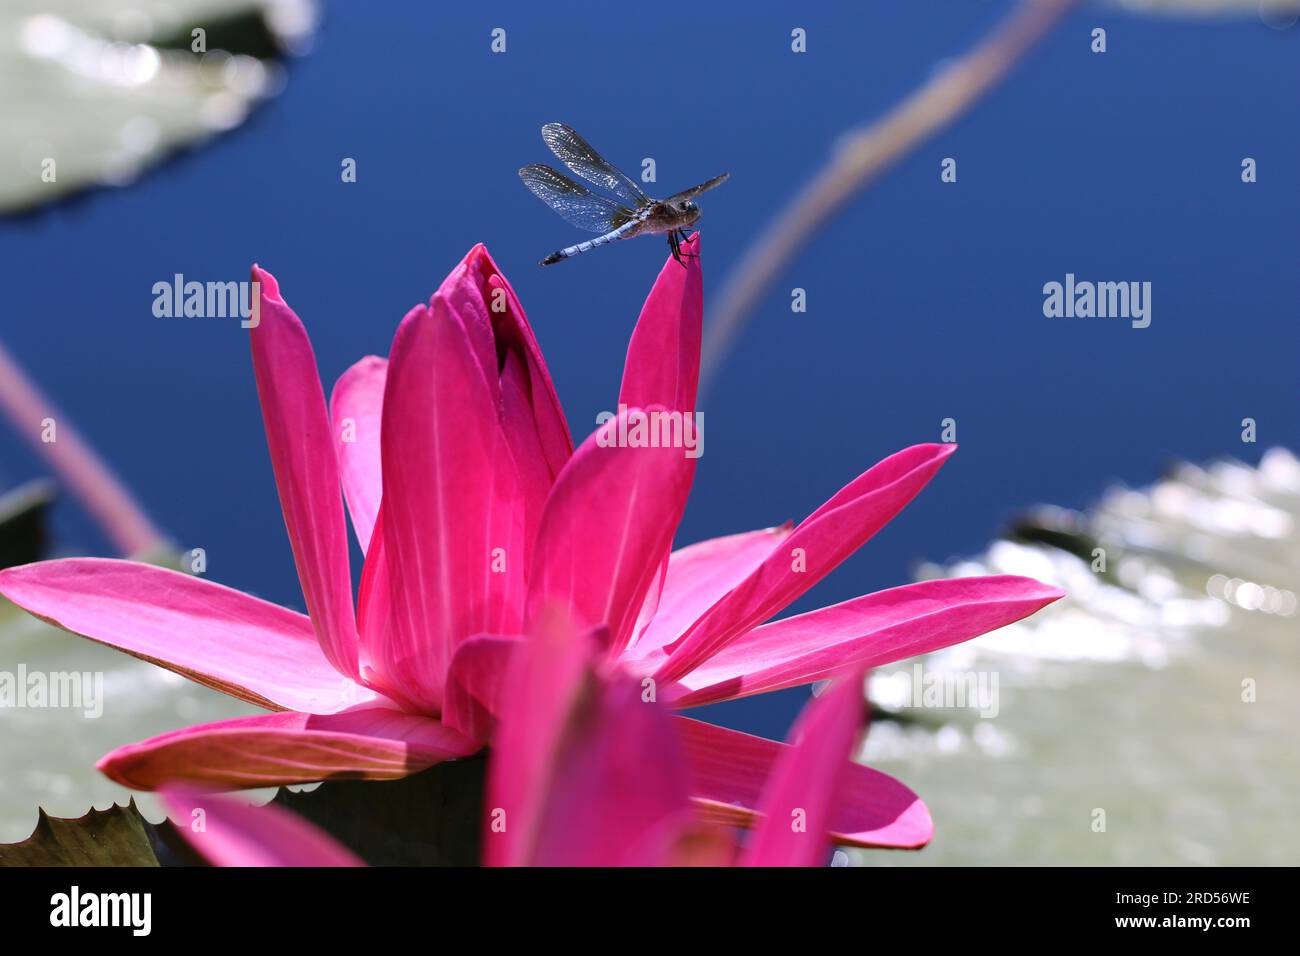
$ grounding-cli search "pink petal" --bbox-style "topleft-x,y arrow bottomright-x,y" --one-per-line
676,716 -> 933,849
442,633 -> 520,744
430,249 -> 558,570
743,674 -> 865,866
484,609 -> 691,866
527,673 -> 694,867
627,525 -> 792,662
372,299 -> 526,712
0,558 -> 378,714
524,409 -> 695,654
667,576 -> 1065,707
160,787 -> 365,867
619,232 -> 703,414
249,266 -> 360,680
352,503 -> 420,712
329,355 -> 387,554
484,609 -> 599,866
656,443 -> 956,683
615,238 -> 704,647
98,708 -> 478,790
500,350 -> 552,567
443,244 -> 572,482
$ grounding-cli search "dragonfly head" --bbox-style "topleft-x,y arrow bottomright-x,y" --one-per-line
672,198 -> 702,226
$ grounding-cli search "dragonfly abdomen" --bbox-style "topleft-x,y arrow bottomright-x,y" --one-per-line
540,218 -> 641,266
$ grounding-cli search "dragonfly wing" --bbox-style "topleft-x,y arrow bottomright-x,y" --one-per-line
541,123 -> 649,209
519,164 -> 634,233
666,171 -> 730,204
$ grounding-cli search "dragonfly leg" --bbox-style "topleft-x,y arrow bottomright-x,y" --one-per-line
676,228 -> 699,260
668,231 -> 684,267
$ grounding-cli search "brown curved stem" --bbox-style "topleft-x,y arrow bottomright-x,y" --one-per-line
701,0 -> 1079,394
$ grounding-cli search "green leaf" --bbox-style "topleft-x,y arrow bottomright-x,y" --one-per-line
1,759 -> 489,866
0,801 -> 160,866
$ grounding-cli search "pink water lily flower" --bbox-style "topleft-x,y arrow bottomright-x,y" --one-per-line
487,609 -> 870,867
0,236 -> 1063,849
160,610 -> 867,868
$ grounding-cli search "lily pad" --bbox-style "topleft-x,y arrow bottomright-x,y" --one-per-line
861,448 -> 1300,866
0,758 -> 488,866
0,0 -> 316,215
0,587 -> 260,844
0,800 -> 158,866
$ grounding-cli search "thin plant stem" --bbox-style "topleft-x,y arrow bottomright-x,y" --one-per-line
0,339 -> 166,556
700,0 -> 1079,394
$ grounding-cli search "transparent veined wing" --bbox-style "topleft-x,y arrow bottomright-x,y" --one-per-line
519,164 -> 634,233
665,172 -> 730,204
540,123 -> 649,209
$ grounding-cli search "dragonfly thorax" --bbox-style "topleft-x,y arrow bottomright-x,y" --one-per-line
642,199 -> 701,235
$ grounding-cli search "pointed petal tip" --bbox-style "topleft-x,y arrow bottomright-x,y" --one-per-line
1037,583 -> 1067,604
833,787 -> 934,850
94,749 -> 134,789
880,796 -> 934,849
986,573 -> 1066,604
394,301 -> 431,335
250,264 -> 282,302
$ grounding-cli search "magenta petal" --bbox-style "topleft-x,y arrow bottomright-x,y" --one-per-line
0,558 -> 379,714
444,245 -> 573,481
329,355 -> 387,554
160,787 -> 365,867
668,576 -> 1065,707
97,708 -> 478,790
619,232 -> 703,413
373,299 -> 527,712
524,409 -> 695,654
442,633 -> 520,744
485,610 -> 690,866
499,350 -> 552,566
656,443 -> 956,682
676,716 -> 933,849
615,240 -> 704,646
628,525 -> 792,661
743,674 -> 865,866
485,609 -> 597,867
249,266 -> 360,680
528,673 -> 693,867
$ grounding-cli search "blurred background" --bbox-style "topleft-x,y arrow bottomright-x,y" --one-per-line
0,0 -> 1296,863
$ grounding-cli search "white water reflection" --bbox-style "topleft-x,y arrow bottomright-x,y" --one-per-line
859,447 -> 1300,866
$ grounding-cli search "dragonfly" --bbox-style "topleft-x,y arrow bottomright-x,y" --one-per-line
519,123 -> 729,267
